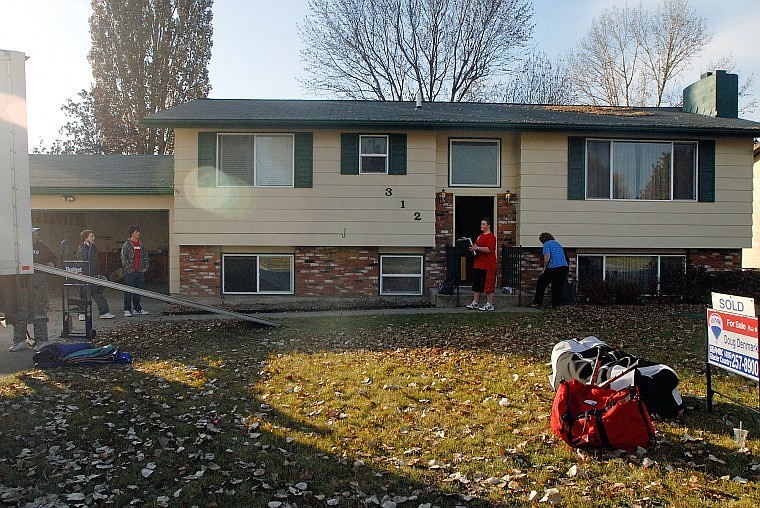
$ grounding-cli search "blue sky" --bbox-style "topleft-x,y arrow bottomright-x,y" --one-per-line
1,0 -> 758,146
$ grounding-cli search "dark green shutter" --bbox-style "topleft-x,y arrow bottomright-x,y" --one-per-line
698,140 -> 715,202
197,132 -> 217,187
567,136 -> 585,200
294,132 -> 313,188
341,133 -> 359,174
388,134 -> 407,175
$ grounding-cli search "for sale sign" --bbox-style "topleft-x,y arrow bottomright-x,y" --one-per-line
707,308 -> 759,382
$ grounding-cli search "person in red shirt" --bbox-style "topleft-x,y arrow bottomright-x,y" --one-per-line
120,225 -> 150,317
466,218 -> 498,311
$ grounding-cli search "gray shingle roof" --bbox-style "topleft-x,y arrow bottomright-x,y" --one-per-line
142,99 -> 760,135
29,155 -> 174,194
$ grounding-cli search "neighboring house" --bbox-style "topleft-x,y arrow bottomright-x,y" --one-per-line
742,142 -> 760,268
134,70 -> 760,303
29,155 -> 174,282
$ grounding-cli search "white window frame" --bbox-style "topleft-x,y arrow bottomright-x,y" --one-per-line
379,255 -> 424,296
577,254 -> 686,294
449,138 -> 501,188
585,139 -> 698,201
217,133 -> 295,188
221,254 -> 294,295
359,135 -> 389,174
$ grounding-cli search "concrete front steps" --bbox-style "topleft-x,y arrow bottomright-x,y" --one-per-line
429,287 -> 530,309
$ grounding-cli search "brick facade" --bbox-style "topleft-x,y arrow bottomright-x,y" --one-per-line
295,247 -> 379,297
688,249 -> 742,271
430,193 -> 453,290
179,246 -> 221,296
177,242 -> 742,300
178,245 -> 430,299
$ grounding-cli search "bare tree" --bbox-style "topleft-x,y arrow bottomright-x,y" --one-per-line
637,0 -> 711,106
500,50 -> 575,104
571,0 -> 710,107
570,4 -> 648,107
299,0 -> 534,102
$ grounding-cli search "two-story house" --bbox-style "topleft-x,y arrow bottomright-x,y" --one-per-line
135,70 -> 760,304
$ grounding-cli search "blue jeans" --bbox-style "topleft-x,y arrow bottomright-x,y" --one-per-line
123,271 -> 145,312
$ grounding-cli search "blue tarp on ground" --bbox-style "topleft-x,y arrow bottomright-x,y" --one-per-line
33,342 -> 132,368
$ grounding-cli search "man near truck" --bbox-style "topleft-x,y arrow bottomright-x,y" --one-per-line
8,227 -> 56,351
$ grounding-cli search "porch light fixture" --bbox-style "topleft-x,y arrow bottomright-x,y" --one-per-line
438,188 -> 447,204
504,190 -> 515,204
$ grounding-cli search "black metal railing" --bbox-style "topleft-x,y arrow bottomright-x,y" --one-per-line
501,245 -> 522,295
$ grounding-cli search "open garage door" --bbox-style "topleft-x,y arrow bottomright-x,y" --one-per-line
31,209 -> 169,291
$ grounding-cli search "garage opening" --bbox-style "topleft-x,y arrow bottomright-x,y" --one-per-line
31,209 -> 169,291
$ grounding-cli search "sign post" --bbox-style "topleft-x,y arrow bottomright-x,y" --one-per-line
706,292 -> 760,412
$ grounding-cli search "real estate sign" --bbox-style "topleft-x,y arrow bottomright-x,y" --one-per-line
707,308 -> 759,382
711,292 -> 756,317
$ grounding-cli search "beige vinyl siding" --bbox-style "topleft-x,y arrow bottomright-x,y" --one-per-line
518,132 -> 753,249
742,152 -> 760,267
172,129 -> 436,247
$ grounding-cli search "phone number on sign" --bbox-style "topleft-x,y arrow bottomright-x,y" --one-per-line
709,345 -> 759,377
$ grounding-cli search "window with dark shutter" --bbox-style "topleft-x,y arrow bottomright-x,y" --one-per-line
294,132 -> 313,188
341,133 -> 407,175
698,140 -> 715,202
567,136 -> 585,200
197,132 -> 217,187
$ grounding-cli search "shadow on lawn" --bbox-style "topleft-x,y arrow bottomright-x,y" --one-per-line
0,323 -> 517,507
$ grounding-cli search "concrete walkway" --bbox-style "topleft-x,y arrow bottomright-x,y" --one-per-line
1,286 -> 533,380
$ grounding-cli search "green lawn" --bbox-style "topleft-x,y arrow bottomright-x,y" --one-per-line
1,305 -> 758,507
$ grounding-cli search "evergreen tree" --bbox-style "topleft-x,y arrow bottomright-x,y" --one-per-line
52,0 -> 213,154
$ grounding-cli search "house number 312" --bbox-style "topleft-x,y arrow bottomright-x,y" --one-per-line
386,188 -> 421,221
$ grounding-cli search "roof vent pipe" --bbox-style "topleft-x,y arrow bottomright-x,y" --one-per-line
415,91 -> 422,109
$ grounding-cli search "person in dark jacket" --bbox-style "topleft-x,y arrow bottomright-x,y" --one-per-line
75,230 -> 115,320
120,225 -> 149,317
9,227 -> 56,352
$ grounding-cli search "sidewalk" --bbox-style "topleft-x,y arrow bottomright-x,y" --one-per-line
0,286 -> 172,379
2,286 -> 533,379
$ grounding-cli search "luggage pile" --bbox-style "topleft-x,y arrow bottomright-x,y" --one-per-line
549,336 -> 683,451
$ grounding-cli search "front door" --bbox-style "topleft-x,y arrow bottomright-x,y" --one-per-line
454,196 -> 494,284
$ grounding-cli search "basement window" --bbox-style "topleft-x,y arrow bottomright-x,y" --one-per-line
222,254 -> 294,294
577,254 -> 685,294
379,255 -> 423,295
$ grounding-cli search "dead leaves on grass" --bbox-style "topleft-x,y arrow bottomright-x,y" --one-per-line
0,307 -> 758,506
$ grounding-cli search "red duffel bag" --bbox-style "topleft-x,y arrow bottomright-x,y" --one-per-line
551,378 -> 655,451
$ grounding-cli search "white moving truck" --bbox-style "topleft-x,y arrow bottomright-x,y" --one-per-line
1,49 -> 34,327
